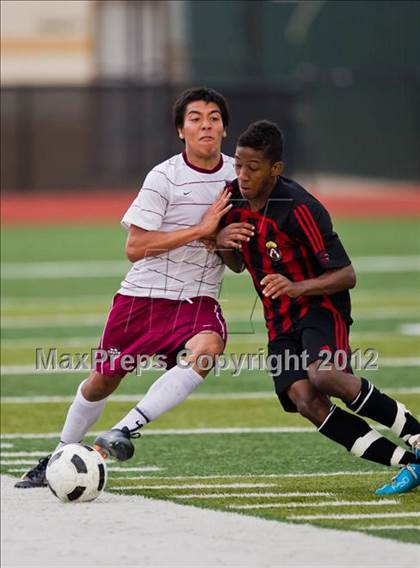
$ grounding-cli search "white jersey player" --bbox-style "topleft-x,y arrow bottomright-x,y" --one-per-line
16,88 -> 246,487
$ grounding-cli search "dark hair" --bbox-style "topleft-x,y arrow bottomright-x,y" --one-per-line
237,120 -> 284,162
173,87 -> 230,131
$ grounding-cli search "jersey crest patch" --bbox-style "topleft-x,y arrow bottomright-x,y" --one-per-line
266,241 -> 282,261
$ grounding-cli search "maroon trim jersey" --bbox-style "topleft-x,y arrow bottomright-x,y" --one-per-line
223,177 -> 352,343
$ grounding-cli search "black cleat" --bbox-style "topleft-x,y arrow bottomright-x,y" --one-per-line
93,427 -> 140,461
14,455 -> 51,488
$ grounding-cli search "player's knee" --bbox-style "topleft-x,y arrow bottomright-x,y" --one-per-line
188,333 -> 224,358
190,336 -> 224,375
287,381 -> 330,424
83,370 -> 122,400
307,363 -> 335,393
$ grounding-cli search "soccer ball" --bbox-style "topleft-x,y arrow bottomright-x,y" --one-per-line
46,444 -> 107,503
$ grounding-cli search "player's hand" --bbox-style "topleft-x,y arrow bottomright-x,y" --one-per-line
197,188 -> 232,238
199,235 -> 217,252
216,223 -> 255,250
260,274 -> 304,299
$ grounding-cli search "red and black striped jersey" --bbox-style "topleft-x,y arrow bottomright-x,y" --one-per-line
222,177 -> 352,342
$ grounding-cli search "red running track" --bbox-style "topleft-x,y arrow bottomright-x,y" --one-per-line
2,189 -> 420,225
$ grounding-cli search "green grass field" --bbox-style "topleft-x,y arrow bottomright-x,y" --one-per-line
1,218 -> 419,545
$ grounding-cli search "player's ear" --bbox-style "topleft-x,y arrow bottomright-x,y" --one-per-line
272,161 -> 284,176
178,129 -> 184,140
222,130 -> 227,138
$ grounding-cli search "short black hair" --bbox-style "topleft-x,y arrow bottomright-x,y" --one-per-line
173,87 -> 230,131
237,120 -> 284,162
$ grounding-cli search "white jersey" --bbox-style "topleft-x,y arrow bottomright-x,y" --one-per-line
118,152 -> 236,300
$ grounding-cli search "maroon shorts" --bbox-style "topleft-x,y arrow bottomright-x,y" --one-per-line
95,294 -> 227,377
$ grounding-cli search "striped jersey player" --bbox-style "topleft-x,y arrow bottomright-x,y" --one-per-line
217,120 -> 420,496
15,87 -> 236,488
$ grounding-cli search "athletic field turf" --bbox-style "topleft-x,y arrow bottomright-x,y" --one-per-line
1,217 -> 419,545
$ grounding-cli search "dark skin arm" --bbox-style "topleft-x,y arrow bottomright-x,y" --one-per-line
214,222 -> 255,273
260,264 -> 357,299
217,249 -> 245,273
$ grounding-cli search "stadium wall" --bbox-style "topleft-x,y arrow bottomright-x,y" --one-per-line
187,0 -> 420,180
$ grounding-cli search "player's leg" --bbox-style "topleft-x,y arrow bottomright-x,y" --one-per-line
15,293 -> 133,489
94,330 -> 224,460
94,296 -> 227,460
307,362 -> 420,448
302,309 -> 420,448
300,312 -> 420,492
14,370 -> 122,489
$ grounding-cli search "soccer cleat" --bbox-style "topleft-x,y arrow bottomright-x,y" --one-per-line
93,427 -> 140,461
375,463 -> 420,495
14,455 -> 51,488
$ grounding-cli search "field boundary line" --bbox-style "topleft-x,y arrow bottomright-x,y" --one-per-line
2,357 -> 420,376
359,525 -> 420,530
2,256 -> 420,279
113,483 -> 281,490
2,387 -> 420,404
229,499 -> 398,510
288,512 -> 420,520
173,492 -> 333,499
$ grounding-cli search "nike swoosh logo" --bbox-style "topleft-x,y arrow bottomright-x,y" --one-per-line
183,191 -> 192,195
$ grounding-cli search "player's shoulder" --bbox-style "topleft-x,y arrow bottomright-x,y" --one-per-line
280,176 -> 329,216
149,153 -> 182,176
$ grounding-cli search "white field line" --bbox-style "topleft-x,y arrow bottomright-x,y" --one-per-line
174,492 -> 333,499
2,260 -> 129,279
113,483 -> 279,490
0,428 -> 317,438
107,466 -> 162,472
359,525 -> 420,530
0,451 -> 52,457
0,443 -> 14,448
2,356 -> 420,376
2,256 -> 420,279
2,388 -> 419,404
230,500 -> 399,510
400,323 -> 420,335
110,471 -> 384,481
0,460 -> 47,465
0,466 -> 384,479
6,466 -> 163,473
2,287 -> 418,308
6,328 -> 420,347
289,512 -> 420,521
0,426 -> 409,438
2,308 -> 420,329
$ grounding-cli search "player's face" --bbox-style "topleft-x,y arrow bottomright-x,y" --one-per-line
235,146 -> 282,201
178,101 -> 225,158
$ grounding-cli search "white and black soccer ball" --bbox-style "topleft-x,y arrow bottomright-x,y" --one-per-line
46,443 -> 107,503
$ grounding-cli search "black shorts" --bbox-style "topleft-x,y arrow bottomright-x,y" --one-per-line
268,307 -> 352,412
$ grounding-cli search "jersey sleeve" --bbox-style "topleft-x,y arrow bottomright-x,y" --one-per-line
290,200 -> 351,270
121,169 -> 169,231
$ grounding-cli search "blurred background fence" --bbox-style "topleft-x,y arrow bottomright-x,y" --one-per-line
1,84 -> 298,190
1,0 -> 419,192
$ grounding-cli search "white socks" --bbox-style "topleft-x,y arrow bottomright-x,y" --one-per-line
56,380 -> 107,450
112,366 -> 204,432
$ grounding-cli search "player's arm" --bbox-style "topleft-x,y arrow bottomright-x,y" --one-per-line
126,188 -> 232,262
260,265 -> 356,299
213,222 -> 255,273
